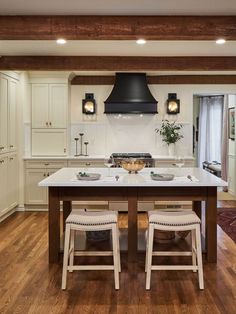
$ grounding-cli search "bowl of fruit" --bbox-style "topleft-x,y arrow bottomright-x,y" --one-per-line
121,158 -> 145,174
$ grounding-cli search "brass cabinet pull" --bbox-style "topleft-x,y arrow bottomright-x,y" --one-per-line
44,163 -> 49,166
0,159 -> 4,163
49,122 -> 52,126
64,148 -> 66,153
85,162 -> 91,166
43,173 -> 46,177
47,172 -> 50,176
10,145 -> 13,148
0,146 -> 4,150
9,157 -> 14,161
46,122 -> 48,126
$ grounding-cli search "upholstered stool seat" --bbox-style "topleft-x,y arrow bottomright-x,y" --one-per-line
62,210 -> 120,290
145,210 -> 204,290
148,211 -> 201,228
66,211 -> 118,227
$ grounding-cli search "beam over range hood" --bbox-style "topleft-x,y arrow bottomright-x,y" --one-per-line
104,73 -> 158,114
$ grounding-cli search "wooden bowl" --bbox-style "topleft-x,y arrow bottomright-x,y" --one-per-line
121,159 -> 145,174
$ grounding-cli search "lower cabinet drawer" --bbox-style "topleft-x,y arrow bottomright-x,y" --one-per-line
25,160 -> 67,169
68,160 -> 104,168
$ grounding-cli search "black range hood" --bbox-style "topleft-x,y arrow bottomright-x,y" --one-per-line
104,73 -> 158,114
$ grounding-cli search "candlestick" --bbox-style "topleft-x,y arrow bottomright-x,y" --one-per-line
84,141 -> 89,156
74,138 -> 79,156
79,133 -> 84,155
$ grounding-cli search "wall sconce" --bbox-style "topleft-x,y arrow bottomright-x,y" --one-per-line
82,93 -> 96,114
167,93 -> 180,114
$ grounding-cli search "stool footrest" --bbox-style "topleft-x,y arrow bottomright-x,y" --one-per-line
68,265 -> 114,271
73,251 -> 113,257
151,265 -> 198,271
152,251 -> 192,256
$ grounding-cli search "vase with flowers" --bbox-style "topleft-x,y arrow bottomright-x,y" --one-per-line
155,120 -> 183,156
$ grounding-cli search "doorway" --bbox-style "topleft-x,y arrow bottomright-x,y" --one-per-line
193,94 -> 236,198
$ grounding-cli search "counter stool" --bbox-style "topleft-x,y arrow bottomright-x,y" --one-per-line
145,211 -> 204,290
61,210 -> 121,290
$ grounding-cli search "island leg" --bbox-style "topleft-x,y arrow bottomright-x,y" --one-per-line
205,187 -> 217,262
63,201 -> 72,231
48,187 -> 60,263
193,201 -> 202,220
128,189 -> 138,263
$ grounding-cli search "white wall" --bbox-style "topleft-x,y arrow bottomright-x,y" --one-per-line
70,84 -> 236,157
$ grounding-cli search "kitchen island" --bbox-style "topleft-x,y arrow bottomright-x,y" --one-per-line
39,167 -> 227,264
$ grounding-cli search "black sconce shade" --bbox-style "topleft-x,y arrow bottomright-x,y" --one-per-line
82,93 -> 96,114
167,93 -> 180,114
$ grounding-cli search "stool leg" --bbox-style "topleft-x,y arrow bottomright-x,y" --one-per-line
112,225 -> 120,290
191,229 -> 197,273
116,227 -> 121,272
146,225 -> 154,290
196,225 -> 204,290
69,229 -> 75,272
62,224 -> 71,290
145,229 -> 149,272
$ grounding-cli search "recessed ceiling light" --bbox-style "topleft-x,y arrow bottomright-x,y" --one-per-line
136,38 -> 146,45
216,38 -> 226,45
56,38 -> 67,45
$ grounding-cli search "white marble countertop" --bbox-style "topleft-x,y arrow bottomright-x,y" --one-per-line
24,155 -> 194,160
23,155 -> 106,160
39,167 -> 227,187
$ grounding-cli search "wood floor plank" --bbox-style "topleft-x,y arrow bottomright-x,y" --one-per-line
0,210 -> 236,313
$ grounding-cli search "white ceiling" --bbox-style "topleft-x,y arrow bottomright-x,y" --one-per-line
1,0 -> 236,15
1,40 -> 236,56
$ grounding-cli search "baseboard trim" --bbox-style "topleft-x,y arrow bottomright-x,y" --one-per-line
0,207 -> 17,223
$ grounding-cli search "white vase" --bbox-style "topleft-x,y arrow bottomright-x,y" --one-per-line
168,144 -> 175,156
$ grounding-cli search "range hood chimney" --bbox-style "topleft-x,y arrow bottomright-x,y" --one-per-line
104,73 -> 158,114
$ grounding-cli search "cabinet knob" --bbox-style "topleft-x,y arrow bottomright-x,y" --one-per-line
46,122 -> 48,126
47,173 -> 50,177
44,163 -> 49,166
0,160 -> 4,163
9,157 -> 14,161
10,145 -> 13,148
49,122 -> 52,126
43,173 -> 46,177
64,148 -> 66,153
0,146 -> 4,150
85,162 -> 91,166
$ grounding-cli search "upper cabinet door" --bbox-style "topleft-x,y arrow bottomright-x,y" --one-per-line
49,84 -> 67,128
32,84 -> 49,128
0,76 -> 8,154
8,79 -> 17,151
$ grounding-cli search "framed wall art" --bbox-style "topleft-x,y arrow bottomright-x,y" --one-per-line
228,108 -> 235,140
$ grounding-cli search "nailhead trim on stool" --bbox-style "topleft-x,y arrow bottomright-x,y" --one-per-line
145,211 -> 204,290
61,210 -> 121,290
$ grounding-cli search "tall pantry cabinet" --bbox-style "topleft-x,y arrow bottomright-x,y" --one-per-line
0,72 -> 19,220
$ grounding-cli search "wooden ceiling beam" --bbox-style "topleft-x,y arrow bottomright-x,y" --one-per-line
1,56 -> 236,71
0,15 -> 236,40
71,75 -> 236,85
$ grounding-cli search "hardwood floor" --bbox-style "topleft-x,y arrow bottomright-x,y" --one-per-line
0,209 -> 236,314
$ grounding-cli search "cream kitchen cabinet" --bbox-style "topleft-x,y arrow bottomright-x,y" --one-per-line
32,129 -> 67,156
24,160 -> 67,205
0,75 -> 8,154
0,156 -> 8,216
8,153 -> 18,209
0,154 -> 19,218
0,73 -> 18,154
8,79 -> 17,152
32,83 -> 67,129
